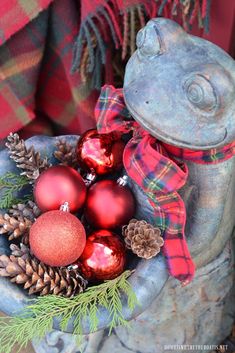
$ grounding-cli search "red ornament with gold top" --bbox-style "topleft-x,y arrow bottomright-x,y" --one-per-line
29,209 -> 86,267
84,179 -> 136,229
34,165 -> 87,213
76,129 -> 125,175
79,229 -> 126,281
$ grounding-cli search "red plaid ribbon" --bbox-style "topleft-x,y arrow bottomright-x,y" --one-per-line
95,85 -> 235,283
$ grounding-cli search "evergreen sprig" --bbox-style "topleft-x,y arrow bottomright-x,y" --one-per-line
0,270 -> 138,353
0,172 -> 32,209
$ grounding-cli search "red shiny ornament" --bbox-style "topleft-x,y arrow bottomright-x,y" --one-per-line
34,165 -> 86,212
84,180 -> 136,229
80,229 -> 126,280
29,210 -> 86,267
76,129 -> 125,175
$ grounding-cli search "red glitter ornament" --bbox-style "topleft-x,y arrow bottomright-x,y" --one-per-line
34,165 -> 86,212
84,179 -> 136,229
29,210 -> 86,267
80,229 -> 126,280
76,129 -> 125,175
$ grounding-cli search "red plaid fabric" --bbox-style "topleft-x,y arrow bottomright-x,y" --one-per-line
0,1 -> 210,139
0,0 -> 53,46
0,0 -> 101,139
163,142 -> 235,164
95,85 -> 235,283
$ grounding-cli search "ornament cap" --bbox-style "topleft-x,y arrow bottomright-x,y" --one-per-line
60,202 -> 70,212
67,264 -> 79,271
117,175 -> 129,186
83,171 -> 97,186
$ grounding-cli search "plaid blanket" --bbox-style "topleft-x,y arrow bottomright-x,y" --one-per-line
0,0 -> 210,139
0,0 -> 101,139
95,85 -> 235,283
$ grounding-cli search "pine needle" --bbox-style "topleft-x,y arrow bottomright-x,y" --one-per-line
0,172 -> 32,209
0,270 -> 138,353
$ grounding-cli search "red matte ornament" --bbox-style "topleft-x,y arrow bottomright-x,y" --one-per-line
76,129 -> 125,175
79,229 -> 126,280
29,210 -> 86,267
84,179 -> 136,229
34,165 -> 86,212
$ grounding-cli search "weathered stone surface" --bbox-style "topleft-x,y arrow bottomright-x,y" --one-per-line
34,238 -> 234,353
113,241 -> 234,353
124,19 -> 235,149
0,133 -> 234,353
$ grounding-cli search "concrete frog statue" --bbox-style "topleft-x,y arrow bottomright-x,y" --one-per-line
0,18 -> 234,353
123,18 -> 235,270
124,18 -> 235,149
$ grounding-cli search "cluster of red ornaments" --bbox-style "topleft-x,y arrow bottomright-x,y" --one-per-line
29,130 -> 136,281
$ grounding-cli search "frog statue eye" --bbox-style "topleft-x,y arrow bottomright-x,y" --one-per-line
184,75 -> 218,112
136,25 -> 162,57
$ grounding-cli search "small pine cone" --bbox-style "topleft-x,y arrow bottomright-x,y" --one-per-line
6,133 -> 50,181
9,201 -> 41,222
0,252 -> 87,297
0,213 -> 32,241
54,139 -> 78,169
122,219 -> 164,259
122,219 -> 147,249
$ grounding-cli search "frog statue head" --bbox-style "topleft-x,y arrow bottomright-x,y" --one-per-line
124,18 -> 235,150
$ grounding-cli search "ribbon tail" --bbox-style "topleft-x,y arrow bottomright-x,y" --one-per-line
160,196 -> 195,282
164,235 -> 196,282
95,85 -> 133,134
124,134 -> 195,283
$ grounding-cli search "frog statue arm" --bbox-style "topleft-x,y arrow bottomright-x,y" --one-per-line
0,18 -> 234,335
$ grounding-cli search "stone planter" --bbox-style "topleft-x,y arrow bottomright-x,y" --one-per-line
0,134 -> 234,353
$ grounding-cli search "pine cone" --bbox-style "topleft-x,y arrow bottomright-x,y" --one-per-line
9,201 -> 41,222
0,213 -> 32,242
54,139 -> 78,168
122,219 -> 164,259
10,243 -> 31,260
0,246 -> 87,297
6,133 -> 50,181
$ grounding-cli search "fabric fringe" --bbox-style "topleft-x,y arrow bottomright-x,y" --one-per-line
122,3 -> 152,60
72,2 -> 120,74
158,0 -> 212,33
72,0 -> 212,87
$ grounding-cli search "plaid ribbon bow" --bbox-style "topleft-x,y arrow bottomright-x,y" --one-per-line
95,85 -> 235,283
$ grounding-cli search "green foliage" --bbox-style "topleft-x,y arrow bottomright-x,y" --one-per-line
0,172 -> 32,209
0,270 -> 138,353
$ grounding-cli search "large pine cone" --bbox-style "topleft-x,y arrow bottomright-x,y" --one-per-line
0,245 -> 87,297
9,201 -> 41,222
122,219 -> 164,259
0,213 -> 32,242
0,201 -> 41,244
6,133 -> 50,181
